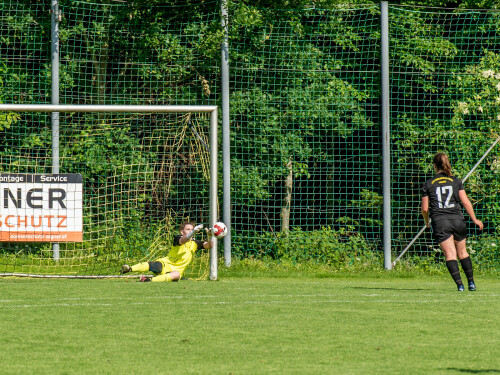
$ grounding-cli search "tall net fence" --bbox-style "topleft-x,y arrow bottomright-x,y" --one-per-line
0,1 -> 221,106
229,4 -> 500,268
0,2 -> 49,103
0,1 -> 499,272
229,5 -> 384,266
59,1 -> 221,106
389,7 -> 500,269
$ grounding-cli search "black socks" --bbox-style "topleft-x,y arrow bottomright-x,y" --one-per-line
460,256 -> 474,282
446,257 -> 475,286
446,260 -> 463,286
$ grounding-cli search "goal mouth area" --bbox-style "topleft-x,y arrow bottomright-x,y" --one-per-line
0,104 -> 219,281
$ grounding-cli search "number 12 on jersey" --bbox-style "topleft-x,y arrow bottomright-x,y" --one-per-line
436,186 -> 455,209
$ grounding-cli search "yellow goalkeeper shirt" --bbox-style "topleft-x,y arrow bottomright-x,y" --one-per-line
157,235 -> 204,276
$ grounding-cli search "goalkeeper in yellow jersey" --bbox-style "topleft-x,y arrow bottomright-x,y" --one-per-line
120,221 -> 213,282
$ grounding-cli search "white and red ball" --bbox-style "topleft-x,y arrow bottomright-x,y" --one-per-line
212,222 -> 228,239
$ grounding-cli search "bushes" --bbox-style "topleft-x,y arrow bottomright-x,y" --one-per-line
228,226 -> 499,273
467,235 -> 500,269
274,226 -> 377,267
231,226 -> 380,270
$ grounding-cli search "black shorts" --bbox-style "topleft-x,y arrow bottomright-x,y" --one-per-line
148,261 -> 163,274
431,218 -> 466,244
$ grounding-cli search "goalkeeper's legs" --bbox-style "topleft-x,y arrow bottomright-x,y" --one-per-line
129,262 -> 150,273
151,271 -> 181,282
124,261 -> 181,282
127,261 -> 163,274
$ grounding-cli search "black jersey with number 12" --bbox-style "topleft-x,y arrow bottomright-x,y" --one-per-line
422,172 -> 465,222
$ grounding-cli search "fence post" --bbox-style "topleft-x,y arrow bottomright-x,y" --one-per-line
51,0 -> 61,261
380,1 -> 392,270
221,0 -> 231,267
210,108 -> 219,280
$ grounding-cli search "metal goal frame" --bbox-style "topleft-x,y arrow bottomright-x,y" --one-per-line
0,104 -> 219,281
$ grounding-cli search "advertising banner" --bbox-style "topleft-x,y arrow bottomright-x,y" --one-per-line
0,174 -> 83,242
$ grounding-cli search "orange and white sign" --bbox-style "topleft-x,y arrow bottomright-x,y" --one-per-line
0,174 -> 83,242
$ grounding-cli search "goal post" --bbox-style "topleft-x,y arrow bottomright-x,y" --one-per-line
0,104 -> 219,281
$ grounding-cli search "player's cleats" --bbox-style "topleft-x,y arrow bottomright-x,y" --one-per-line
468,281 -> 476,291
120,264 -> 131,274
139,275 -> 151,282
457,284 -> 465,292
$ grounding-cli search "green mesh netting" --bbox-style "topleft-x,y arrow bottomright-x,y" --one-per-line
0,1 -> 499,274
229,5 -> 384,266
389,7 -> 500,268
0,0 -> 220,277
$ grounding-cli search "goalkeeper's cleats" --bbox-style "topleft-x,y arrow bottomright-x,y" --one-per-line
120,264 -> 131,274
457,284 -> 465,292
139,275 -> 151,282
468,281 -> 477,291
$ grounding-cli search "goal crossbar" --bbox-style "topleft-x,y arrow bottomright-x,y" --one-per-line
0,104 -> 218,113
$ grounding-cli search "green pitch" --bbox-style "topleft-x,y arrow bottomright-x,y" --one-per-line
1,275 -> 499,374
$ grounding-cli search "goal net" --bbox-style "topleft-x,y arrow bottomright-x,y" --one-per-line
0,105 -> 219,280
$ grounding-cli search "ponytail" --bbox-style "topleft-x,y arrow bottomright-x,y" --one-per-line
433,152 -> 452,176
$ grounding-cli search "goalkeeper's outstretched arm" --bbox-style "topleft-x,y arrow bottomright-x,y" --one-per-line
179,223 -> 204,245
178,222 -> 214,249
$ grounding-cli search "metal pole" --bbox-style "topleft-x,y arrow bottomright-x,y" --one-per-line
209,108 -> 219,280
51,0 -> 60,261
462,135 -> 500,183
221,0 -> 231,267
380,1 -> 391,270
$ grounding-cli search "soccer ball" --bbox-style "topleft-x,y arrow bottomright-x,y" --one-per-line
212,222 -> 228,239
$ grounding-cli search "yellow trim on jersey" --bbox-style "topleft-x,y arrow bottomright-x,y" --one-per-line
432,176 -> 453,184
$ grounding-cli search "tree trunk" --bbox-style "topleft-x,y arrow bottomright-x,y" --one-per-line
84,24 -> 109,104
281,159 -> 293,232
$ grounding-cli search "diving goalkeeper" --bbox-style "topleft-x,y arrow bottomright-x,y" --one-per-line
120,221 -> 213,282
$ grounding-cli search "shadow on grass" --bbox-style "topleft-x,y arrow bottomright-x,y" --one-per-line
446,369 -> 500,374
352,286 -> 429,291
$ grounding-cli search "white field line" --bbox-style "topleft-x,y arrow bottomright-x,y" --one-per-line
0,292 -> 497,304
0,294 -> 496,309
0,291 -> 497,301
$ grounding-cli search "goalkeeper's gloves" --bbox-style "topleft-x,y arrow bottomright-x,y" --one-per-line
186,224 -> 204,240
205,227 -> 215,238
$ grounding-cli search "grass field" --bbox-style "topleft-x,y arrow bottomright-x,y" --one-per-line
1,273 -> 499,375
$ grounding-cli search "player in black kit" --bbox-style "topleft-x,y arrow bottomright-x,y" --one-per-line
421,153 -> 483,291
